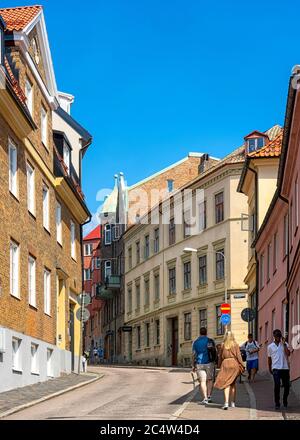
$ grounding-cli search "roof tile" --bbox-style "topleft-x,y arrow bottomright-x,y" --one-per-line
0,5 -> 42,31
248,129 -> 283,158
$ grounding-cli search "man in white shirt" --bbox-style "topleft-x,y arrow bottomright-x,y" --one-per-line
267,329 -> 291,410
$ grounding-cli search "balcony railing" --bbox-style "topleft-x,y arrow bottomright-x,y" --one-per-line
105,275 -> 121,289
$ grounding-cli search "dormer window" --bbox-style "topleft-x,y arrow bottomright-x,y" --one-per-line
244,131 -> 269,154
248,137 -> 265,153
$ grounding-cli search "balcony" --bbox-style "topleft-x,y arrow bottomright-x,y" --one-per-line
105,275 -> 121,289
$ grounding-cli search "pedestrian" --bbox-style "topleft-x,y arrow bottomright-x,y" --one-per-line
214,331 -> 245,410
268,329 -> 291,410
240,333 -> 261,383
192,327 -> 217,405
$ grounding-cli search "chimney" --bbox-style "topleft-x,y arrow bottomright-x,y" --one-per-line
198,154 -> 210,174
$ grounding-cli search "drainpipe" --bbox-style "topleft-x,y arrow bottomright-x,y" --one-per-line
279,194 -> 289,341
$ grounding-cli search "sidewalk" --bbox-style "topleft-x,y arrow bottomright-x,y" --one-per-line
0,372 -> 102,419
179,372 -> 300,420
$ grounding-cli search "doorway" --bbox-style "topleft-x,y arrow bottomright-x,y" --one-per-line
171,317 -> 179,366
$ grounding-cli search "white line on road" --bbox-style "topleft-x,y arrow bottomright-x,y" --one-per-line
243,381 -> 257,420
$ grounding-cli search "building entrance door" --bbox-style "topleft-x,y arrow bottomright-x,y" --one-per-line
171,317 -> 179,366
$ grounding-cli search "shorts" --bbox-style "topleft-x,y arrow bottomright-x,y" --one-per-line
247,359 -> 258,371
196,363 -> 215,382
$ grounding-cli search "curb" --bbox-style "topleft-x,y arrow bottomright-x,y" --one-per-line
0,373 -> 104,420
88,365 -> 191,372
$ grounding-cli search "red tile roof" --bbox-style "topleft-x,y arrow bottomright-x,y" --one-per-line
248,130 -> 283,158
0,5 -> 42,31
84,225 -> 101,241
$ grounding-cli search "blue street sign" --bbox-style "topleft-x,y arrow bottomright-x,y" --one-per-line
220,314 -> 231,325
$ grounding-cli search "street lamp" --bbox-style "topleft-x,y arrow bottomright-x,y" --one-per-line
183,247 -> 227,303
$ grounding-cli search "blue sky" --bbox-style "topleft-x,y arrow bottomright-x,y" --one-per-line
2,0 -> 299,229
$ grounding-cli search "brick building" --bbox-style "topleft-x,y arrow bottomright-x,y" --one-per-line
0,6 -> 91,392
82,225 -> 103,357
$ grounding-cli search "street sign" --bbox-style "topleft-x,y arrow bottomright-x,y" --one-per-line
220,303 -> 231,314
122,326 -> 133,332
220,314 -> 231,325
241,308 -> 255,322
77,293 -> 91,306
76,307 -> 90,323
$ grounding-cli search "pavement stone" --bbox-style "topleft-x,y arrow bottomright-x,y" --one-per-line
0,373 -> 99,416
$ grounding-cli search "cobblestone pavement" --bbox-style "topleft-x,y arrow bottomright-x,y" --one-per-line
0,373 -> 100,417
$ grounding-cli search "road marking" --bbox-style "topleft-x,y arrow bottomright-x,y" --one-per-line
169,388 -> 198,420
243,381 -> 257,420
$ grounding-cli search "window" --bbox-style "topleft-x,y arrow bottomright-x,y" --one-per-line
104,224 -> 111,245
84,244 -> 93,256
12,338 -> 22,371
128,287 -> 132,313
216,305 -> 225,336
28,255 -> 36,307
184,313 -> 192,340
215,192 -> 224,223
136,326 -> 141,349
284,214 -> 289,257
136,283 -> 140,310
96,257 -> 101,269
9,139 -> 18,197
169,217 -> 176,245
216,249 -> 225,280
26,162 -> 35,214
297,289 -> 300,326
43,184 -> 50,231
199,255 -> 207,286
169,267 -> 176,295
290,199 -> 294,241
272,309 -> 276,331
167,179 -> 174,192
273,232 -> 278,273
199,309 -> 207,329
104,261 -> 111,279
144,235 -> 150,259
71,221 -> 76,260
136,241 -> 140,264
282,302 -> 287,337
265,321 -> 269,342
144,279 -> 150,306
47,348 -> 53,377
247,137 -> 265,153
199,201 -> 207,231
183,261 -> 191,290
183,210 -> 191,237
84,269 -> 91,281
63,142 -> 70,174
155,320 -> 160,345
44,269 -> 51,315
145,323 -> 150,347
154,228 -> 159,253
113,224 -> 120,240
41,106 -> 48,147
267,243 -> 271,282
25,78 -> 33,116
128,247 -> 132,269
31,343 -> 39,374
10,240 -> 19,298
295,177 -> 299,230
154,273 -> 160,301
56,203 -> 62,245
260,254 -> 265,290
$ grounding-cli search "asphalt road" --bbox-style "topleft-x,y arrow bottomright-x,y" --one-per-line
4,366 -> 194,420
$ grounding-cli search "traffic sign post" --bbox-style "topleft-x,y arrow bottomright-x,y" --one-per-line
220,303 -> 231,314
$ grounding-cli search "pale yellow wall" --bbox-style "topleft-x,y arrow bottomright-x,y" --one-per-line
257,162 -> 279,227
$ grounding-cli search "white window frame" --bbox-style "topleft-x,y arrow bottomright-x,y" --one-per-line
41,106 -> 48,148
56,202 -> 62,245
26,162 -> 35,215
71,221 -> 76,260
30,343 -> 39,375
84,243 -> 93,256
12,337 -> 22,372
104,224 -> 112,245
10,240 -> 19,298
9,138 -> 18,197
44,268 -> 51,316
105,261 -> 112,279
43,183 -> 50,231
28,255 -> 36,308
84,269 -> 91,281
25,78 -> 33,116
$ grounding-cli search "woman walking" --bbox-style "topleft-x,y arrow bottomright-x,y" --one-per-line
214,331 -> 245,410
